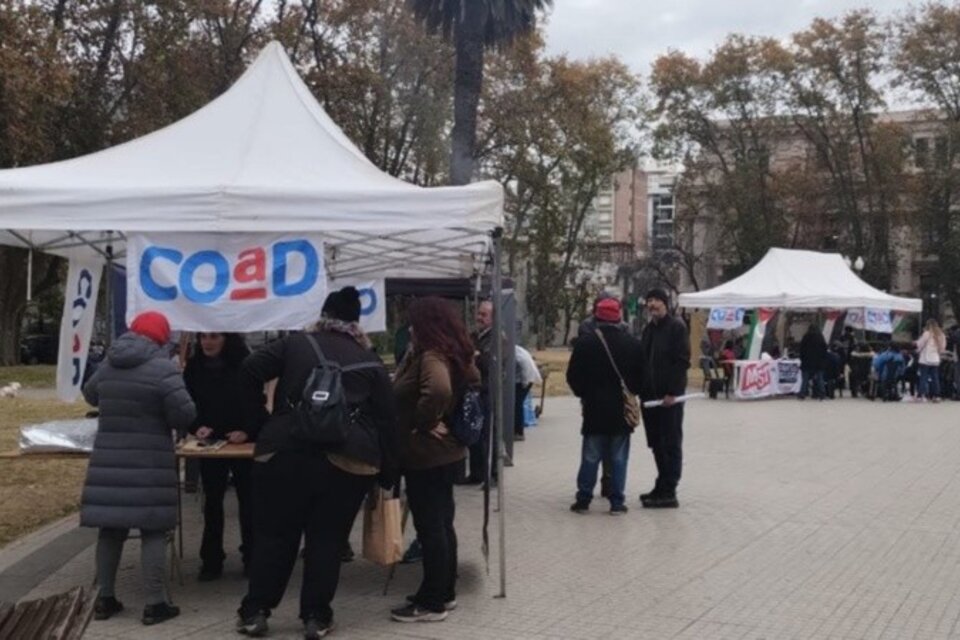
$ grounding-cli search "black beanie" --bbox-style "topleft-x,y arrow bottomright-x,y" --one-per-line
322,286 -> 361,323
645,288 -> 670,307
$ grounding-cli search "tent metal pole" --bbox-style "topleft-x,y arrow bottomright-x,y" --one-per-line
491,228 -> 506,599
105,236 -> 115,346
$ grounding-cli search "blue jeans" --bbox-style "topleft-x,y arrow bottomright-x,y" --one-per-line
576,434 -> 630,508
918,364 -> 941,399
800,368 -> 825,399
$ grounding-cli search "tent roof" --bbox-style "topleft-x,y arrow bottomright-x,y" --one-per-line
677,248 -> 922,312
0,42 -> 502,279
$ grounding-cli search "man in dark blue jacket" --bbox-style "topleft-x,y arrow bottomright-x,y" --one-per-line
639,289 -> 690,509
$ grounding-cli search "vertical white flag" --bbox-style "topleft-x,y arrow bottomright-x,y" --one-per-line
57,260 -> 102,402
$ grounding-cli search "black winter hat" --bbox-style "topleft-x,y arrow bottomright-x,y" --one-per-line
645,288 -> 670,306
322,286 -> 362,323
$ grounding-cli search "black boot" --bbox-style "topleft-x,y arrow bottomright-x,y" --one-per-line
142,602 -> 180,626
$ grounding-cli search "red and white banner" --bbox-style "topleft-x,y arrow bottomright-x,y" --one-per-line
735,359 -> 802,399
57,259 -> 103,402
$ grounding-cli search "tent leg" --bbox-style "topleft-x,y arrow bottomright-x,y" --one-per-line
491,229 -> 506,599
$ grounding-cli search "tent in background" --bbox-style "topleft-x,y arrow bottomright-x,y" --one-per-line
678,248 -> 922,312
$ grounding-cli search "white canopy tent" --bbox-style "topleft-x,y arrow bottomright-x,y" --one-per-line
678,248 -> 922,312
0,41 -> 502,282
0,42 -> 512,593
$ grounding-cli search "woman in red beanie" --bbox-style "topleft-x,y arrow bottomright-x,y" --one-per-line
81,311 -> 196,626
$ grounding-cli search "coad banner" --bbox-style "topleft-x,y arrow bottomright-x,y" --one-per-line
328,278 -> 387,333
127,233 -> 327,331
57,260 -> 103,402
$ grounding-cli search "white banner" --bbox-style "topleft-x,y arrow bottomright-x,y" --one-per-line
127,233 -> 327,331
734,359 -> 802,399
845,308 -> 893,333
328,278 -> 387,333
707,307 -> 746,330
57,260 -> 103,402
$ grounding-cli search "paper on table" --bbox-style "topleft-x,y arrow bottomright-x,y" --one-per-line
641,393 -> 706,409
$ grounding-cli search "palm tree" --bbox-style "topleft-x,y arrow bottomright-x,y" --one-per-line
407,0 -> 551,185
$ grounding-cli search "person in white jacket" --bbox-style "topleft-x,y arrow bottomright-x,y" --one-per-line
917,319 -> 947,402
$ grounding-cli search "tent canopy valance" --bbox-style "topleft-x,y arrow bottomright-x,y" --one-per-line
0,41 -> 503,280
678,248 -> 922,313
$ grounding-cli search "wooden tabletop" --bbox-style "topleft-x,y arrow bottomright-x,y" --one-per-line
1,442 -> 255,460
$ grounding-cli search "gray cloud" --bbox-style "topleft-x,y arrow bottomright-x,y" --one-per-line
543,0 -> 910,76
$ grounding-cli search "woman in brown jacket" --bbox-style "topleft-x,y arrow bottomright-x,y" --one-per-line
390,298 -> 481,623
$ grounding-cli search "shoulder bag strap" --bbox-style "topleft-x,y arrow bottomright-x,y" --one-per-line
595,329 -> 629,390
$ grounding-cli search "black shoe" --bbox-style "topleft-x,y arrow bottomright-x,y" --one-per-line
639,489 -> 658,504
600,476 -> 612,498
514,432 -> 525,441
390,603 -> 448,622
94,596 -> 124,620
405,594 -> 458,611
341,541 -> 355,563
458,475 -> 483,486
198,564 -> 223,582
610,504 -> 628,516
570,500 -> 589,514
642,494 -> 679,509
142,602 -> 180,626
401,539 -> 422,564
236,611 -> 269,636
304,617 -> 334,639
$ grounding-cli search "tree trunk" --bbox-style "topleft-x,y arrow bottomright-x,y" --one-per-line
0,247 -> 28,365
450,6 -> 484,186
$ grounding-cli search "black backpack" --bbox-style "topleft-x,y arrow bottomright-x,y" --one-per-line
289,333 -> 380,446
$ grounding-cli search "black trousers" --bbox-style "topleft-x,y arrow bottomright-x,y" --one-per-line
640,404 -> 684,495
405,462 -> 459,612
468,407 -> 493,480
240,452 -> 372,622
199,458 -> 253,569
514,384 -> 531,436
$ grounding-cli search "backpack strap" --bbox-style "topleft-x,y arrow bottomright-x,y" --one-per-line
303,333 -> 329,366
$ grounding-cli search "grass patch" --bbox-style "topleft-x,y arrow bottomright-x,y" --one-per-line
0,397 -> 88,548
0,365 -> 56,389
533,349 -> 572,398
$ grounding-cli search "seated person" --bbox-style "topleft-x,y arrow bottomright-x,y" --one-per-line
872,345 -> 905,401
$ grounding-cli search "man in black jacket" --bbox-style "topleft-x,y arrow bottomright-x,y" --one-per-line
567,298 -> 643,515
639,289 -> 690,509
799,324 -> 828,400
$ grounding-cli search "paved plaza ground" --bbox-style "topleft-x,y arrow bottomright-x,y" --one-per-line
5,395 -> 960,639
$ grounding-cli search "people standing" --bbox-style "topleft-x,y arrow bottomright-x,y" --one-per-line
391,298 -> 481,623
566,298 -> 643,515
514,345 -> 542,442
82,311 -> 197,626
183,332 -> 255,581
466,300 -> 494,485
236,287 -> 397,639
917,319 -> 947,402
799,324 -> 828,400
638,289 -> 690,509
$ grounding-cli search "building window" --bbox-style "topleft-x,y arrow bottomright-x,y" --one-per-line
652,194 -> 674,251
915,137 -> 930,169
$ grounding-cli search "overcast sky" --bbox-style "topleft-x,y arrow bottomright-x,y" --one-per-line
543,0 -> 912,77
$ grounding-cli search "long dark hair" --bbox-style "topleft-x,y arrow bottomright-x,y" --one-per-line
185,333 -> 249,371
407,297 -> 474,381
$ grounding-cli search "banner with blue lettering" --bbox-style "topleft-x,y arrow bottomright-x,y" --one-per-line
127,233 -> 327,331
328,278 -> 386,333
707,307 -> 746,330
57,259 -> 103,401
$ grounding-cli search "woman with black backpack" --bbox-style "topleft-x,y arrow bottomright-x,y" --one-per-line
235,287 -> 397,640
390,297 -> 481,623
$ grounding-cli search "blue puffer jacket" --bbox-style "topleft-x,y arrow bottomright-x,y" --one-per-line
80,332 -> 196,531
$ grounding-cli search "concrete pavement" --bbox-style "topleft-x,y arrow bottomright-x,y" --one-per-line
6,395 -> 960,639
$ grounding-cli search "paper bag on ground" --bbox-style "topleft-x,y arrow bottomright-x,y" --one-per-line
362,489 -> 403,566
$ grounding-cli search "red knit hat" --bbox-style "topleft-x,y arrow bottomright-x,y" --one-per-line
594,298 -> 622,323
130,311 -> 171,346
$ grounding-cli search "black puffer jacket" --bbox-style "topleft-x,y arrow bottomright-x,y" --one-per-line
639,314 -> 690,401
80,333 -> 197,531
239,330 -> 397,475
567,323 -> 644,435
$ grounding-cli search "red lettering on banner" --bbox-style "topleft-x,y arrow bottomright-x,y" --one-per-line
740,362 -> 773,393
230,248 -> 267,300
